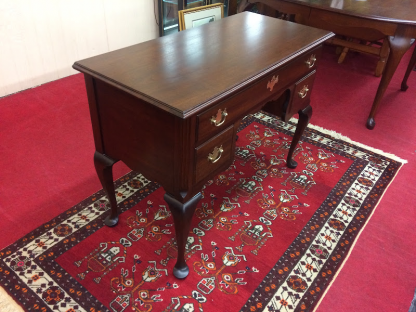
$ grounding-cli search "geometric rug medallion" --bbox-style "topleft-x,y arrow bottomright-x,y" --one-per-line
0,111 -> 404,312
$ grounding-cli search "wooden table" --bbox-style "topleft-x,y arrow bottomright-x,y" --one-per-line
73,12 -> 333,278
237,0 -> 416,129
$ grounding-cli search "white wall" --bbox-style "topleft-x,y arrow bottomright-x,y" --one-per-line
0,0 -> 159,97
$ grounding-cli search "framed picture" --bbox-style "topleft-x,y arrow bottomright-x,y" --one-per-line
178,3 -> 224,31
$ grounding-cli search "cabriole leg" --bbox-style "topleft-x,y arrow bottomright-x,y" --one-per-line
164,192 -> 202,279
287,105 -> 312,169
94,151 -> 119,227
367,26 -> 413,129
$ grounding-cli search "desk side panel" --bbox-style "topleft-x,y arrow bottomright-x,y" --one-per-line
94,79 -> 176,189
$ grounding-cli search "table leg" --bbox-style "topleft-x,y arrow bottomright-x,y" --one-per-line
401,44 -> 416,91
94,151 -> 119,227
366,25 -> 414,129
164,192 -> 202,279
287,105 -> 312,169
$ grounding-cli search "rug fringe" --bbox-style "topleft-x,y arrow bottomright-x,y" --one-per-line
289,118 -> 408,164
0,286 -> 24,312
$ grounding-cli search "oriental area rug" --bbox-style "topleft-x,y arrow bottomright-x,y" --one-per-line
0,112 -> 405,312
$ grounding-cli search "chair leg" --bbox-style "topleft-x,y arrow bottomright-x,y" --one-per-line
336,38 -> 354,64
337,47 -> 349,64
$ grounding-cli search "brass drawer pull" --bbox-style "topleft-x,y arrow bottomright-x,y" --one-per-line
305,54 -> 317,68
211,108 -> 228,127
208,145 -> 224,163
298,85 -> 309,99
267,75 -> 279,91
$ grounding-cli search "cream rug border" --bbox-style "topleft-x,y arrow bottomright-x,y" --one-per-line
0,286 -> 23,312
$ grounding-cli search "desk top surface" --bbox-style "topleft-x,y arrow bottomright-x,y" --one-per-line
276,0 -> 416,25
73,12 -> 332,118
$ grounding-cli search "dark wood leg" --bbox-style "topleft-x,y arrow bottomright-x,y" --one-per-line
401,43 -> 416,91
366,25 -> 413,130
287,105 -> 312,169
94,151 -> 119,227
164,192 -> 202,279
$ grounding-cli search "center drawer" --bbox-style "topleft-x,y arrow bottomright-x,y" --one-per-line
196,46 -> 322,145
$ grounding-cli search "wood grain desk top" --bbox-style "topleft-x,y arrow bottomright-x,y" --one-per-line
73,12 -> 332,118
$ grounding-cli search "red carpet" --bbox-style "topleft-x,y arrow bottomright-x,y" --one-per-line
0,45 -> 415,311
310,46 -> 416,312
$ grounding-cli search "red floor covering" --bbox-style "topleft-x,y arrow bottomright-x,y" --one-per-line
1,45 -> 415,311
310,46 -> 416,312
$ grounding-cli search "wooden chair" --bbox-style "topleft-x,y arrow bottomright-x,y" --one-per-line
333,38 -> 390,77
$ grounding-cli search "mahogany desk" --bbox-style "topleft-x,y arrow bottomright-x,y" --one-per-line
238,0 -> 416,129
73,12 -> 333,278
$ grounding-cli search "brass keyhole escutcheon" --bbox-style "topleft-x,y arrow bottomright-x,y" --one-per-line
207,145 -> 224,163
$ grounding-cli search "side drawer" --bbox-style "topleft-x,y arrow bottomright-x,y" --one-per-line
285,70 -> 316,121
194,125 -> 235,184
196,47 -> 322,144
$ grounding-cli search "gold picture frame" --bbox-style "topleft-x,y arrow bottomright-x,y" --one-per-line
178,3 -> 224,31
